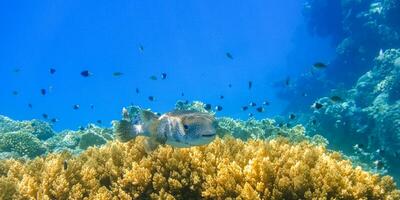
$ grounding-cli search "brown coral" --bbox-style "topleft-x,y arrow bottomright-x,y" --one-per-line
0,137 -> 399,200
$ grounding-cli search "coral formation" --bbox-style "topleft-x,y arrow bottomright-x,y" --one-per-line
217,117 -> 328,146
0,100 -> 328,160
174,100 -> 213,114
1,101 -> 399,198
44,124 -> 114,154
0,116 -> 55,140
0,116 -> 54,158
278,0 -> 400,112
0,132 -> 47,158
308,49 -> 400,182
0,116 -> 114,159
0,137 -> 399,199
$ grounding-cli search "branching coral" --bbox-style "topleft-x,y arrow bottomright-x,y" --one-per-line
0,137 -> 398,199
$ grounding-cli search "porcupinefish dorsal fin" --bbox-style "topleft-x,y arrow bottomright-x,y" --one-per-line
141,110 -> 158,122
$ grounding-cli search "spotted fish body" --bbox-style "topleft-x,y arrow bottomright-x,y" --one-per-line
115,108 -> 217,149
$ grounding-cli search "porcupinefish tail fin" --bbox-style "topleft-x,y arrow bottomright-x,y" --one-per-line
115,107 -> 137,142
115,119 -> 136,142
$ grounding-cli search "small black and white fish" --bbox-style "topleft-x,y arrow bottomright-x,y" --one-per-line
181,92 -> 185,97
28,103 -> 33,108
248,81 -> 252,90
148,96 -> 155,101
376,149 -> 385,156
374,160 -> 384,170
289,113 -> 296,120
96,120 -> 102,124
256,107 -> 264,113
228,83 -> 232,88
51,118 -> 58,123
248,113 -> 254,117
241,106 -> 248,111
136,88 -> 140,94
354,143 -> 364,150
312,102 -> 323,110
215,105 -> 223,111
12,91 -> 18,96
263,101 -> 270,106
149,75 -> 157,80
249,102 -> 257,107
204,103 -> 212,111
220,95 -> 224,99
90,104 -> 94,109
41,89 -> 46,96
73,104 -> 80,110
161,73 -> 167,80
226,52 -> 233,59
42,113 -> 48,119
50,68 -> 56,74
113,72 -> 124,77
313,62 -> 327,69
81,70 -> 92,77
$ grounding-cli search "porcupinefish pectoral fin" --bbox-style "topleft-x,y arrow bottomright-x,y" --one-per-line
143,138 -> 162,153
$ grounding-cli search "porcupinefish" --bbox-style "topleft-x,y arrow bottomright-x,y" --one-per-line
115,108 -> 217,151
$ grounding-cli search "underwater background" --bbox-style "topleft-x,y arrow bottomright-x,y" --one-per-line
1,0 -> 400,199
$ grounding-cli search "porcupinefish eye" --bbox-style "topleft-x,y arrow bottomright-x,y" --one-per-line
183,124 -> 189,130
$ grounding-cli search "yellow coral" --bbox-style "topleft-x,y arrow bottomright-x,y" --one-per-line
0,136 -> 399,199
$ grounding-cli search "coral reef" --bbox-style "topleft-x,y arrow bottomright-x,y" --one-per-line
278,0 -> 400,112
0,116 -> 55,140
45,124 -> 114,153
308,49 -> 400,182
174,100 -> 212,113
0,137 -> 399,199
304,0 -> 400,83
1,100 -> 399,198
216,117 -> 328,146
120,101 -> 327,145
3,101 -> 318,159
0,116 -> 54,158
0,116 -> 114,159
0,132 -> 47,159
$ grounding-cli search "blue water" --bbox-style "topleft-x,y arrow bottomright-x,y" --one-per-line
0,0 -> 334,130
